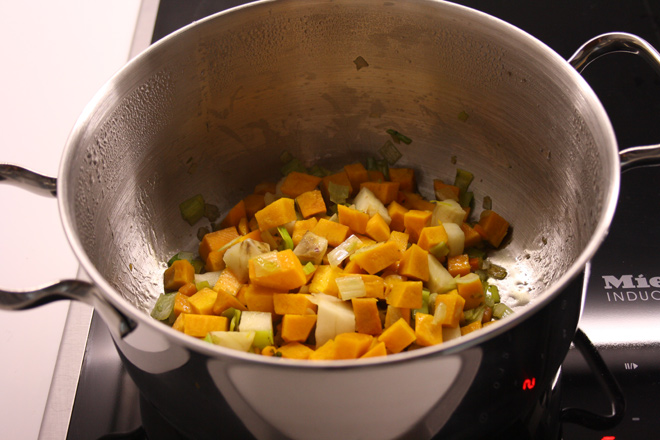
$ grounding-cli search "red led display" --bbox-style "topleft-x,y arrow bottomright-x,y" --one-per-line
601,436 -> 616,440
522,378 -> 536,390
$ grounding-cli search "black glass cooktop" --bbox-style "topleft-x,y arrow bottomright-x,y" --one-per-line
66,1 -> 660,439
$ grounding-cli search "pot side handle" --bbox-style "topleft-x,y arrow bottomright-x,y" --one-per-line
0,164 -> 136,339
568,33 -> 660,171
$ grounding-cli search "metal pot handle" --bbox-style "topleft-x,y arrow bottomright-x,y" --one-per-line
0,164 -> 136,339
561,328 -> 625,430
568,32 -> 660,171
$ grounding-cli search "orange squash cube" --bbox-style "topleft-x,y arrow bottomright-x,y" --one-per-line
199,226 -> 240,263
456,273 -> 485,310
433,291 -> 465,328
417,224 -> 449,251
212,289 -> 248,315
164,259 -> 196,291
181,314 -> 228,337
187,287 -> 218,315
387,280 -> 423,309
277,342 -> 315,360
309,265 -> 343,297
311,218 -> 351,248
243,193 -> 266,219
243,283 -> 279,313
415,313 -> 444,346
334,333 -> 374,359
281,314 -> 318,343
248,249 -> 308,291
280,172 -> 323,198
360,181 -> 400,205
273,293 -> 318,315
403,210 -> 432,243
360,341 -> 388,358
350,241 -> 402,275
460,320 -> 483,336
344,162 -> 369,195
387,201 -> 409,232
352,297 -> 383,335
388,168 -> 415,192
309,339 -> 337,360
296,190 -> 327,218
377,318 -> 416,353
398,244 -> 429,281
337,204 -> 369,235
173,292 -> 193,317
447,254 -> 472,277
254,197 -> 297,231
292,217 -> 318,246
365,213 -> 391,242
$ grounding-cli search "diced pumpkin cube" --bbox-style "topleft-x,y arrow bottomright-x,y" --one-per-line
352,297 -> 382,335
177,282 -> 197,297
292,217 -> 318,246
415,313 -> 444,346
277,342 -> 315,360
254,181 -> 277,195
388,168 -> 415,192
343,260 -> 367,274
281,314 -> 318,343
311,218 -> 350,248
248,249 -> 307,291
221,199 -> 247,228
334,332 -> 374,359
187,287 -> 218,315
199,227 -> 240,262
367,170 -> 385,182
244,283 -> 278,313
172,313 -> 185,332
387,280 -> 423,309
378,318 -> 416,353
460,222 -> 482,248
400,191 -> 436,212
343,162 -> 369,195
182,314 -> 228,337
417,224 -> 449,251
296,190 -> 327,218
460,320 -> 483,336
237,217 -> 250,235
360,341 -> 388,358
447,254 -> 472,277
309,339 -> 337,360
321,171 -> 353,200
212,289 -> 248,315
254,197 -> 297,231
433,291 -> 465,328
309,265 -> 343,296
205,250 -> 226,272
384,305 -> 411,329
360,181 -> 400,205
243,193 -> 266,219
387,201 -> 409,232
359,274 -> 386,299
164,259 -> 195,291
280,172 -> 323,198
350,241 -> 402,275
213,268 -> 243,296
433,180 -> 460,202
455,272 -> 485,310
476,210 -> 510,248
273,293 -> 318,315
365,213 -> 391,242
398,244 -> 429,282
403,209 -> 433,243
337,204 -> 369,235
173,292 -> 193,317
388,230 -> 410,254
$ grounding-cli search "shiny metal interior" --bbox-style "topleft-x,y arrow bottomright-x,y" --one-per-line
60,0 -> 618,329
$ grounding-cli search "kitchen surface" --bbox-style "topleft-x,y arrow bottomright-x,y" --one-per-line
1,0 -> 660,439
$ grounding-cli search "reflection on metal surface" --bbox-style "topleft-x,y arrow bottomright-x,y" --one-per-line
207,351 -> 480,440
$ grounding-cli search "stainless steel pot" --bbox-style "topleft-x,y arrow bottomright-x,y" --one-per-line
2,0 -> 660,438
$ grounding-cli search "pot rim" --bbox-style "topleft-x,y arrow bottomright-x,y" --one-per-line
57,0 -> 620,368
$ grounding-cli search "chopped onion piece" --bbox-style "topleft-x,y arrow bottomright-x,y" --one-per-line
224,239 -> 270,283
354,187 -> 391,225
433,302 -> 447,325
293,231 -> 328,265
327,234 -> 363,267
336,275 -> 367,300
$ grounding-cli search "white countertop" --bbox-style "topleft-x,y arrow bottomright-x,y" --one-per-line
0,2 -> 144,438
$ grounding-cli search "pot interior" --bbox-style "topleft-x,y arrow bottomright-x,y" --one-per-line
61,0 -> 617,333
